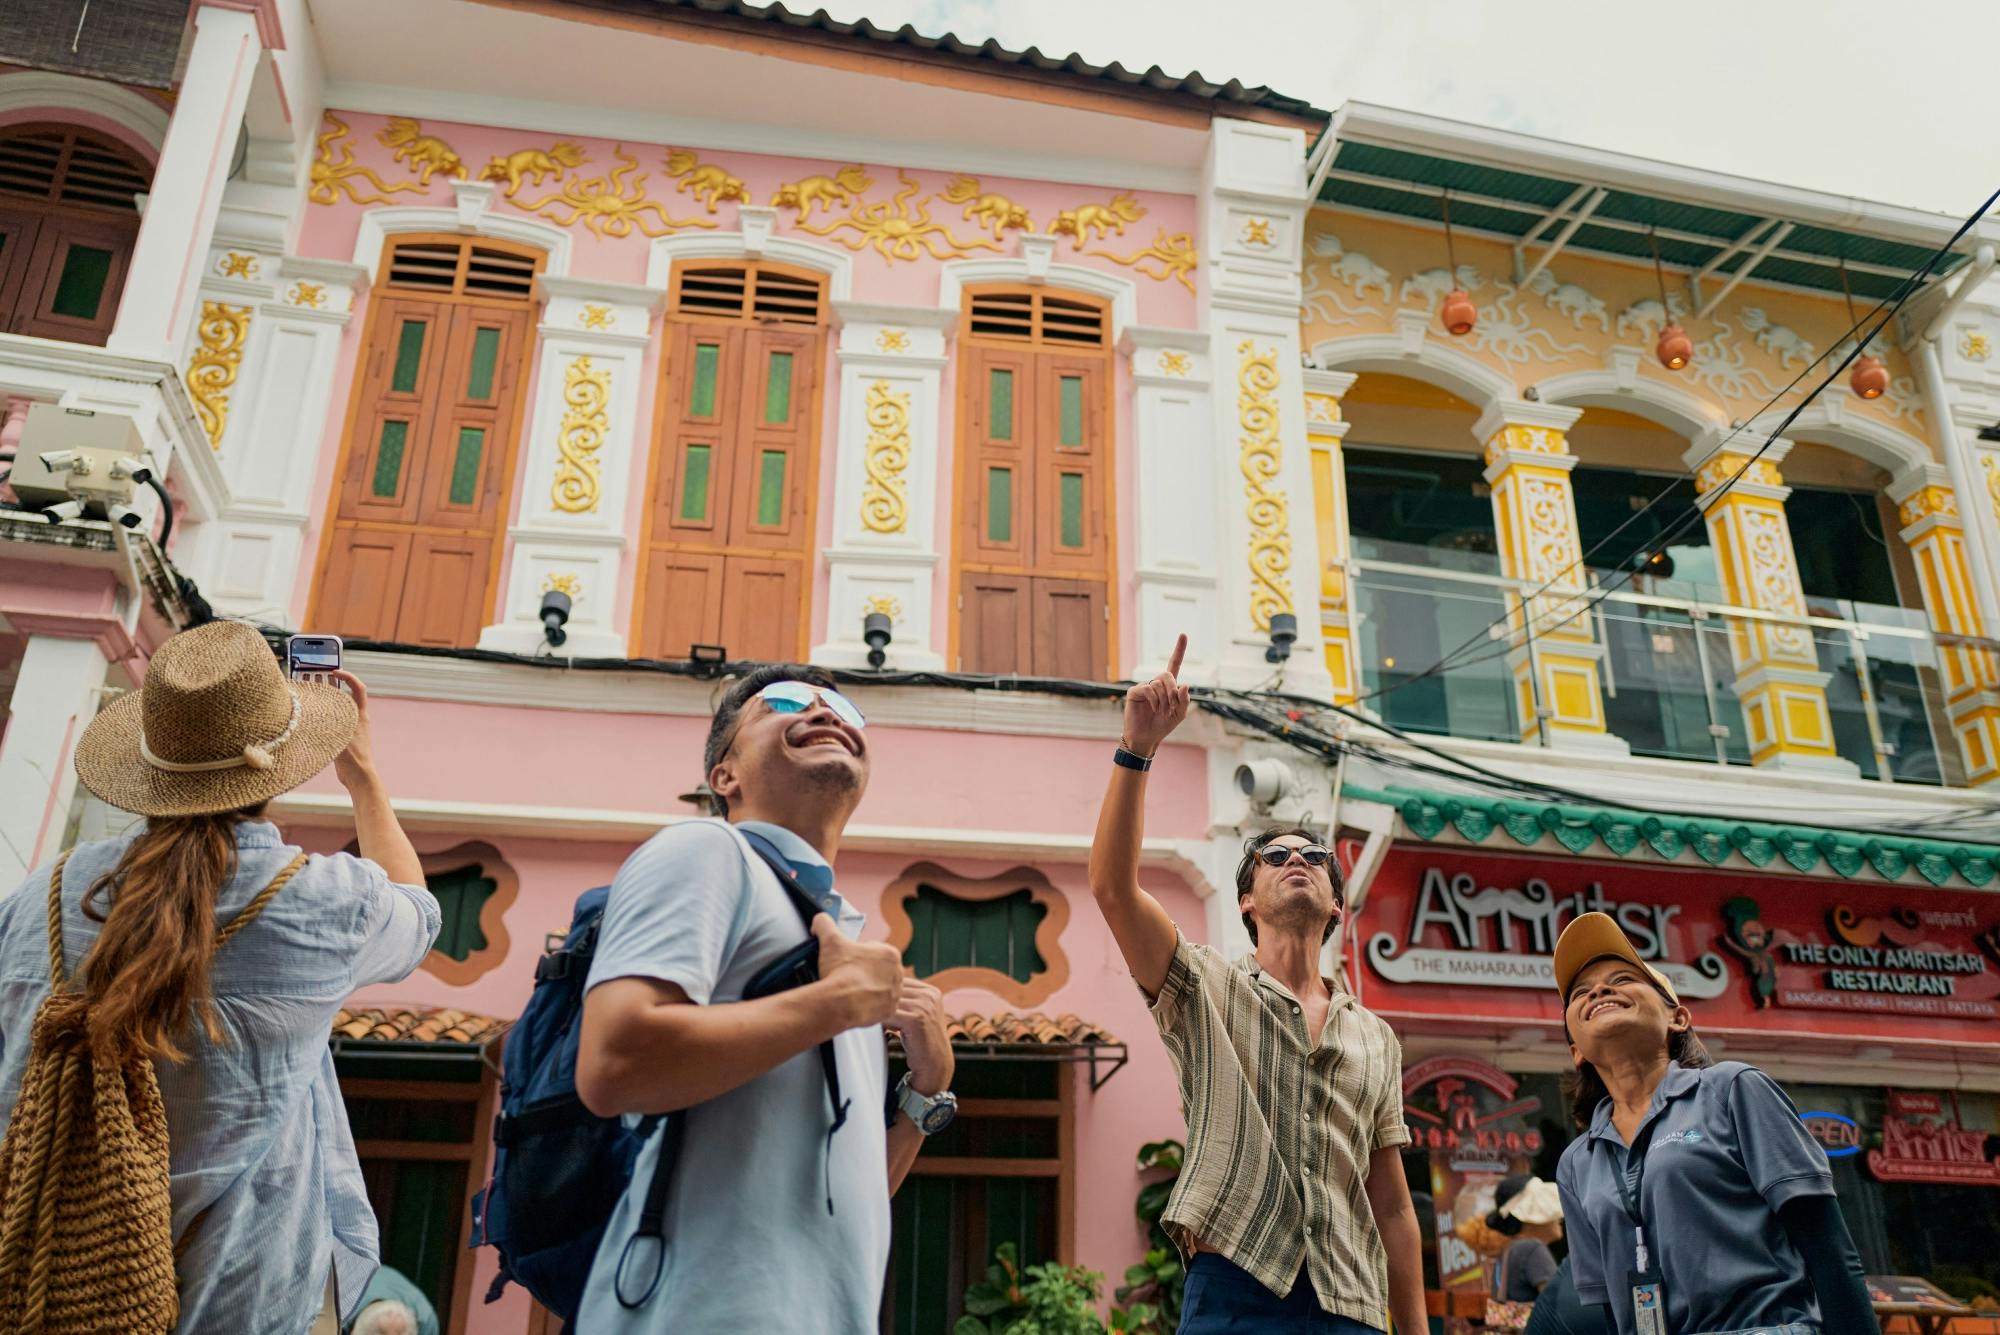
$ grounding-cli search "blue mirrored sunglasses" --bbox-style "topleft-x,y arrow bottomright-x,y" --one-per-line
757,681 -> 867,731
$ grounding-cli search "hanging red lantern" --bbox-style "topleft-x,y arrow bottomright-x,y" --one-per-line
1656,324 -> 1692,371
1438,191 -> 1476,337
1441,288 -> 1477,336
1850,354 -> 1888,399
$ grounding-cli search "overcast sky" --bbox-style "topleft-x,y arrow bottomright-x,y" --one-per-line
813,0 -> 1991,219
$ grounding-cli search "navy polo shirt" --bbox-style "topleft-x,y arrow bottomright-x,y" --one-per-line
1555,1061 -> 1833,1335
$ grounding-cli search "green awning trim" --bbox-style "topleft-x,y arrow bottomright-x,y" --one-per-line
1342,783 -> 2000,891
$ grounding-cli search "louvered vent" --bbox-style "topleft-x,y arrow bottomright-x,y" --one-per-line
674,263 -> 824,325
384,240 -> 537,302
968,289 -> 1107,348
0,126 -> 149,213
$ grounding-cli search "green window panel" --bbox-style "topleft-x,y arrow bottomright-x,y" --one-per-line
689,343 -> 720,417
1058,474 -> 1084,549
756,450 -> 787,527
679,443 -> 712,522
764,350 -> 794,423
391,320 -> 427,394
900,883 -> 1046,984
988,368 -> 1014,440
50,245 -> 113,319
371,421 -> 409,499
447,427 -> 485,506
428,863 -> 497,962
372,1157 -> 466,1325
465,326 -> 501,401
986,467 -> 1012,544
1057,375 -> 1084,449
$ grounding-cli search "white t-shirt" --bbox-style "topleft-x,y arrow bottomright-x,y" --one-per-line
579,818 -> 890,1333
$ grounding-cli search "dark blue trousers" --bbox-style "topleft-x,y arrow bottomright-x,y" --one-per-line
1178,1253 -> 1387,1335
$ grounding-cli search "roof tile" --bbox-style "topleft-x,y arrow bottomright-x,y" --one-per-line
332,1005 -> 511,1046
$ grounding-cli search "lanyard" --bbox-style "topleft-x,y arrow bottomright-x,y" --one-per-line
1614,1121 -> 1659,1273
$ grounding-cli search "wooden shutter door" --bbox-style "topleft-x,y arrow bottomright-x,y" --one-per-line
0,206 -> 42,328
639,551 -> 724,659
961,344 -> 1035,571
316,530 -> 411,641
1033,578 -> 1106,679
726,326 -> 816,551
719,557 -> 803,662
961,572 -> 1032,676
13,213 -> 135,343
1032,355 -> 1108,575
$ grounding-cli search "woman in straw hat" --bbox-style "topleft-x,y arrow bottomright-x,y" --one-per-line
1550,912 -> 1877,1335
0,620 -> 440,1333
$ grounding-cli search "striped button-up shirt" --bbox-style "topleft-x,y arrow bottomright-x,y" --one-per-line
1149,933 -> 1410,1329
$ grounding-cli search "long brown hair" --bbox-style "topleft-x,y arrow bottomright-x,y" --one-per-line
1562,981 -> 1714,1129
77,808 -> 263,1062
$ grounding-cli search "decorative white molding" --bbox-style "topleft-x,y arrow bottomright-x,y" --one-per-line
1535,366 -> 1733,439
1745,400 -> 1932,478
938,258 -> 1139,336
1472,398 -> 1584,441
644,229 -> 851,300
1121,325 -> 1213,388
1309,331 -> 1517,409
0,70 -> 171,154
351,202 -> 573,280
1019,232 -> 1057,284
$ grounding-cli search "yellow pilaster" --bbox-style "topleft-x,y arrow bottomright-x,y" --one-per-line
1892,475 -> 2000,785
1688,438 -> 1846,771
1475,400 -> 1621,750
1304,369 -> 1358,704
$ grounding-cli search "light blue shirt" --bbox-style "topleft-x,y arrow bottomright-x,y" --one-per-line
0,821 -> 440,1333
580,818 -> 890,1333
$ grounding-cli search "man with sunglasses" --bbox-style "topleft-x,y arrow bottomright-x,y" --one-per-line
576,665 -> 955,1333
1088,635 -> 1425,1335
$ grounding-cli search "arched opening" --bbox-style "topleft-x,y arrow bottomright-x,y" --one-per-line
953,285 -> 1114,679
311,234 -> 545,647
634,259 -> 828,662
0,122 -> 152,344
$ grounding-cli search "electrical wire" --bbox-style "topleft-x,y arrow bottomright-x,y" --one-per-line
1343,184 -> 2000,705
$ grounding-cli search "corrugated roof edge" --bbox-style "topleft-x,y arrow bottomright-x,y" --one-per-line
1330,102 -> 2000,253
618,0 -> 1330,122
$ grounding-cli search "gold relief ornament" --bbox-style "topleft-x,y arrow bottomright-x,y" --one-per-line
515,147 -> 719,240
377,117 -> 467,186
1241,217 -> 1274,248
218,252 -> 258,279
287,282 -> 326,309
1304,392 -> 1340,424
184,302 -> 251,448
1049,190 -> 1145,247
1985,454 -> 2000,524
1090,228 -> 1198,294
1694,453 -> 1784,495
771,165 -> 872,218
663,148 -> 749,213
859,380 -> 912,535
1963,330 -> 1992,362
1158,350 -> 1191,377
1897,485 -> 1959,529
550,356 -> 612,514
793,171 -> 999,264
940,175 -> 1032,238
1482,424 -> 1564,466
1237,341 -> 1294,630
578,304 -> 615,330
309,114 -> 425,206
542,572 -> 583,598
480,141 -> 589,197
864,594 -> 903,622
875,329 -> 909,353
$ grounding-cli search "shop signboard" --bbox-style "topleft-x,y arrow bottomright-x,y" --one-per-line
1799,1110 -> 1863,1158
1351,845 -> 2000,1045
1402,1056 -> 1545,1298
1867,1091 -> 2000,1186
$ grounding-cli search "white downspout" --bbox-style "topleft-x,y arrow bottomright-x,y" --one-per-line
1914,336 -> 2000,633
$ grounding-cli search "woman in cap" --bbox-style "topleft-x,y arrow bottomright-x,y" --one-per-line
1488,1174 -> 1564,1302
1551,912 -> 1876,1335
0,620 -> 440,1333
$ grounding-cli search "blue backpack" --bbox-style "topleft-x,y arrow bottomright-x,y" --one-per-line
471,832 -> 849,1324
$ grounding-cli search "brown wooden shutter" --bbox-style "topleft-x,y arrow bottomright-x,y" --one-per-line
0,125 -> 148,345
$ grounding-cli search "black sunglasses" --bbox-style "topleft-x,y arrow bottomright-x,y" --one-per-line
1256,844 -> 1332,868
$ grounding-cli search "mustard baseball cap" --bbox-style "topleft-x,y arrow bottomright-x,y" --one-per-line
1553,912 -> 1680,1006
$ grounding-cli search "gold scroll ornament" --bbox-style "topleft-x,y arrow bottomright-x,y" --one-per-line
550,356 -> 612,513
859,381 -> 911,534
1237,341 -> 1293,629
185,302 -> 252,447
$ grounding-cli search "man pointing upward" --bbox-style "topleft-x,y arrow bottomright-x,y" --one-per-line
1087,635 -> 1425,1335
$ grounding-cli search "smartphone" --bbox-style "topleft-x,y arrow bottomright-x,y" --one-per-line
285,634 -> 343,681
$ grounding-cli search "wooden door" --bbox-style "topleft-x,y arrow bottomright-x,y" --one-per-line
637,270 -> 824,662
0,125 -> 150,346
0,205 -> 43,329
12,213 -> 135,343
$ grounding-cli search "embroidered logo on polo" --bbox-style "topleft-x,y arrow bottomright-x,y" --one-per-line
1654,1128 -> 1706,1147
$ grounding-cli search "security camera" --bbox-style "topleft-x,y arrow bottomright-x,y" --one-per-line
109,504 -> 145,530
108,458 -> 152,483
41,499 -> 84,524
36,450 -> 78,474
1235,758 -> 1291,809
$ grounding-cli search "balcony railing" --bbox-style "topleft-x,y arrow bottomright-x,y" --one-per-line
1346,540 -> 1999,788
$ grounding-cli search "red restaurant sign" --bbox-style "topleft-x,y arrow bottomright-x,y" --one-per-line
1351,845 -> 2000,1044
1867,1091 -> 2000,1186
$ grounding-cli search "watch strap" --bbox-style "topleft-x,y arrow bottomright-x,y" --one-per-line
1113,746 -> 1153,772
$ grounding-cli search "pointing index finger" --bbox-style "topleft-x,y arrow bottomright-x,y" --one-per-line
1166,633 -> 1187,680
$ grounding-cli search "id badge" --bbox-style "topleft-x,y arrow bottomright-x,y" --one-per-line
1627,1269 -> 1666,1335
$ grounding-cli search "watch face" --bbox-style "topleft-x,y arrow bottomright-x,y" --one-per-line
919,1099 -> 957,1135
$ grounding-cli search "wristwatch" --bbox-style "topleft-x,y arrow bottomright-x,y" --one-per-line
893,1072 -> 958,1135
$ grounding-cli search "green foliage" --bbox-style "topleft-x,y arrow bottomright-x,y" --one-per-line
954,1241 -> 1110,1335
1109,1139 -> 1186,1335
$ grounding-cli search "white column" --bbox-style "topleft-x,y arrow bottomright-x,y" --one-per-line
813,302 -> 955,670
1121,327 -> 1217,680
0,636 -> 113,886
108,4 -> 264,362
479,276 -> 664,657
175,254 -> 367,623
1201,118 -> 1333,698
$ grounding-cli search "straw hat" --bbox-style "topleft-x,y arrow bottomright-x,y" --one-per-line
74,620 -> 357,817
1497,1177 -> 1563,1226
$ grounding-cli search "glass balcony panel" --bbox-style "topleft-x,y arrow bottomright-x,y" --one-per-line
1354,567 -> 1521,742
1351,535 -> 1503,578
1813,624 -> 1891,780
1693,619 -> 1755,767
1861,630 -> 1953,786
1596,600 -> 1722,763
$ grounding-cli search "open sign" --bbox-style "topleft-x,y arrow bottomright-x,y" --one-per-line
1801,1111 -> 1863,1158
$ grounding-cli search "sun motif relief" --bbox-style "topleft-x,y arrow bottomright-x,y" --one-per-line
1241,217 -> 1274,248
578,304 -> 615,330
288,282 -> 326,309
793,171 -> 1000,263
219,252 -> 258,279
514,147 -> 719,239
875,329 -> 910,353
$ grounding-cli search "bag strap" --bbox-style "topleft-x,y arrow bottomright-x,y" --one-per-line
45,849 -> 309,988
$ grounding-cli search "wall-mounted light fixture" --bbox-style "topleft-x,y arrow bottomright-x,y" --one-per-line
862,611 -> 892,669
539,590 -> 571,647
1265,611 -> 1297,664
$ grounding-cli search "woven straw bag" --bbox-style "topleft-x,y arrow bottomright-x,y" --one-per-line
0,848 -> 305,1333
